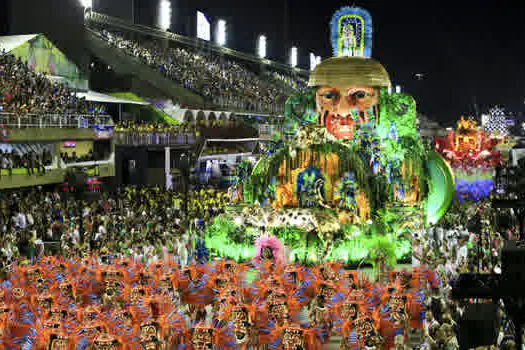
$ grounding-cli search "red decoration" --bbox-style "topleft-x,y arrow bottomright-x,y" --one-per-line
0,124 -> 10,141
325,114 -> 355,140
434,117 -> 502,169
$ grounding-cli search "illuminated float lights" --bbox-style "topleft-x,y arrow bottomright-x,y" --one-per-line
455,178 -> 494,203
485,106 -> 509,136
205,233 -> 411,265
204,218 -> 412,265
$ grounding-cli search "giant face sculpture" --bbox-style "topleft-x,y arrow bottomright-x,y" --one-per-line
316,86 -> 379,140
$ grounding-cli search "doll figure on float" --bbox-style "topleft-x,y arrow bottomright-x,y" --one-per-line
253,234 -> 285,270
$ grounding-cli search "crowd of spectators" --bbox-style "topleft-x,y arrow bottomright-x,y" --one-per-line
98,29 -> 307,114
0,180 -> 521,347
0,186 -> 228,268
268,71 -> 309,91
0,148 -> 51,176
0,50 -> 106,116
114,120 -> 203,145
61,150 -> 95,164
412,222 -> 512,349
409,197 -> 525,349
115,120 -> 199,134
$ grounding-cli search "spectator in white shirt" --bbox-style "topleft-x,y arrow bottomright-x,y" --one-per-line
456,238 -> 468,266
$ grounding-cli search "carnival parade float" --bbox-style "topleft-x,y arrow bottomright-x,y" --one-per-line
206,7 -> 455,265
434,116 -> 502,203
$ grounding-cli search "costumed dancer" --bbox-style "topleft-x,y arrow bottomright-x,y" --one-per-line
253,234 -> 285,272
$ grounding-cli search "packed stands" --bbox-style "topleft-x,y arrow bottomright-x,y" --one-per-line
95,29 -> 307,114
0,50 -> 106,116
115,120 -> 198,134
0,186 -> 228,265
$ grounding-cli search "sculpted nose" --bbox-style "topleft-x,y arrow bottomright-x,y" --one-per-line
335,94 -> 356,116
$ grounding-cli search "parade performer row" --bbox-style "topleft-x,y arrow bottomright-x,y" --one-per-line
0,235 -> 439,349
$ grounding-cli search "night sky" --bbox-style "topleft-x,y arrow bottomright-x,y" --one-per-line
179,0 -> 525,124
95,0 -> 525,123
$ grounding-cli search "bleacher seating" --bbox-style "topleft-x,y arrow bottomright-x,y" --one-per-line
94,29 -> 307,114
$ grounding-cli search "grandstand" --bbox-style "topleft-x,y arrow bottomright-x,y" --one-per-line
0,5 -> 301,190
85,10 -> 308,117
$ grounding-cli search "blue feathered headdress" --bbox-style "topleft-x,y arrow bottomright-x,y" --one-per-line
330,7 -> 373,58
195,239 -> 209,264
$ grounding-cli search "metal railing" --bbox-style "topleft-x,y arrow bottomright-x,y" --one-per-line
211,97 -> 285,115
115,132 -> 201,146
258,124 -> 284,139
0,113 -> 113,129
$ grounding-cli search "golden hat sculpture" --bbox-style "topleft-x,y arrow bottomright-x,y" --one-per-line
308,56 -> 391,88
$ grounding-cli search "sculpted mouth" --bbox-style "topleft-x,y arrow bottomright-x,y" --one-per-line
325,114 -> 355,140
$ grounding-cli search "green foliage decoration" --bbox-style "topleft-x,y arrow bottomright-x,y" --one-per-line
378,89 -> 417,139
271,226 -> 307,249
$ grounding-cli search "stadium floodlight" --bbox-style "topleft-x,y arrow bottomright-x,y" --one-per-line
79,0 -> 92,8
388,86 -> 393,94
158,0 -> 171,31
309,53 -> 317,71
197,11 -> 211,41
395,85 -> 401,93
216,19 -> 227,46
290,47 -> 298,68
257,35 -> 267,59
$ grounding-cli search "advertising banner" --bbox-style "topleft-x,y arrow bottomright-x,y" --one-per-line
93,125 -> 114,139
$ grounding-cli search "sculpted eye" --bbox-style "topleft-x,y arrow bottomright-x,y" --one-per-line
323,91 -> 337,99
353,90 -> 370,99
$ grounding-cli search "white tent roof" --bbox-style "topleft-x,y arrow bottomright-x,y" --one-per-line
0,34 -> 38,52
75,90 -> 150,106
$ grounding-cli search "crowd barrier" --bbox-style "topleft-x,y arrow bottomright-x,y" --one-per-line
115,132 -> 201,146
0,113 -> 112,129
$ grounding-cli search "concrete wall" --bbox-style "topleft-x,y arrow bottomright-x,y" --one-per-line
0,164 -> 114,190
8,128 -> 95,142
